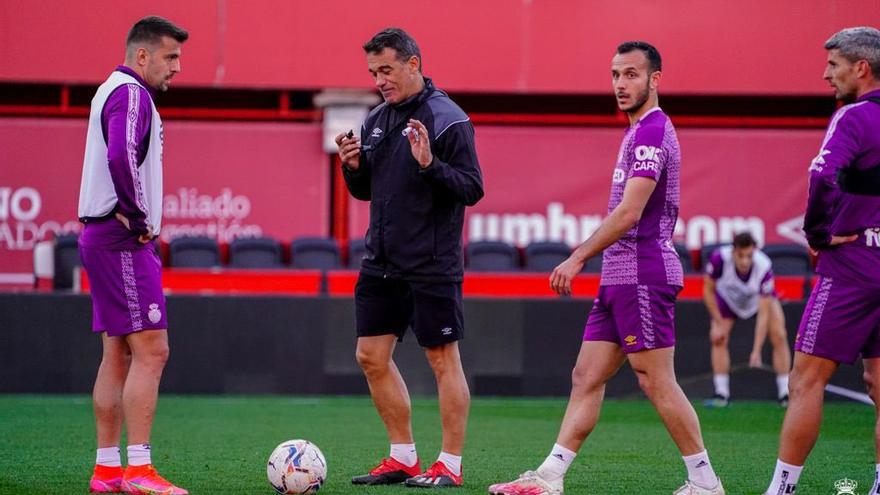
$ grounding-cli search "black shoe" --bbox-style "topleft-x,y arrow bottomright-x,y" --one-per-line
404,461 -> 463,488
778,394 -> 789,408
703,394 -> 730,408
352,458 -> 422,485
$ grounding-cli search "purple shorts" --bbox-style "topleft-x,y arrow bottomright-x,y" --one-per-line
583,284 -> 681,353
715,292 -> 738,320
79,243 -> 167,336
795,276 -> 880,364
714,288 -> 778,321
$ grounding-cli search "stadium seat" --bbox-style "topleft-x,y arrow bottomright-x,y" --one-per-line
466,241 -> 520,271
52,234 -> 80,289
229,237 -> 284,269
524,241 -> 570,272
675,243 -> 695,273
33,240 -> 54,288
348,238 -> 367,269
762,243 -> 812,275
291,237 -> 341,270
169,236 -> 220,268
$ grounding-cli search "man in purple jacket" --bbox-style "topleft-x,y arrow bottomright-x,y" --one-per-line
77,16 -> 188,495
764,26 -> 880,495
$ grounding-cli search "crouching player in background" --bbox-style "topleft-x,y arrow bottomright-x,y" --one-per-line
702,232 -> 791,408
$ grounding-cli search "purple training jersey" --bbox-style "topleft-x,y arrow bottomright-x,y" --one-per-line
805,89 -> 880,286
706,249 -> 775,296
79,66 -> 167,336
601,107 -> 683,287
706,247 -> 775,320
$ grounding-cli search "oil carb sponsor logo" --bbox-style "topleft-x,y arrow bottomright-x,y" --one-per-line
632,145 -> 661,173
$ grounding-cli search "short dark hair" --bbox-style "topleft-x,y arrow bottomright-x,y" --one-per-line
732,232 -> 757,249
616,41 -> 662,73
126,16 -> 189,50
363,27 -> 422,72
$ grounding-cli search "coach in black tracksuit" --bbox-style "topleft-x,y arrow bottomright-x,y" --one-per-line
336,28 -> 483,488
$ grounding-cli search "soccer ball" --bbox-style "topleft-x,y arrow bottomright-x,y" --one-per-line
267,439 -> 327,494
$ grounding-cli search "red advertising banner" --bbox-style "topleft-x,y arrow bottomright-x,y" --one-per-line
0,118 -> 328,281
349,125 -> 823,251
0,118 -> 827,283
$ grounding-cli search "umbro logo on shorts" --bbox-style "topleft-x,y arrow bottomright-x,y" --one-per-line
441,327 -> 453,336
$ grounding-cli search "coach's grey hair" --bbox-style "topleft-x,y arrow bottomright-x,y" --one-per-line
825,27 -> 880,79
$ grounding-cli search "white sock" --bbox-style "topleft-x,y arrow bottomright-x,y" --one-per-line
869,463 -> 880,494
776,374 -> 790,399
390,443 -> 418,467
682,450 -> 718,489
713,374 -> 730,398
127,444 -> 152,467
437,452 -> 462,476
766,459 -> 802,495
536,443 -> 577,482
96,446 -> 121,467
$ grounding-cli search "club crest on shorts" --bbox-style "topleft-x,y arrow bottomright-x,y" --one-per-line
148,303 -> 162,324
833,478 -> 858,495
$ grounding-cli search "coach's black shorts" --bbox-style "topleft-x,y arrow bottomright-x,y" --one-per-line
355,273 -> 463,348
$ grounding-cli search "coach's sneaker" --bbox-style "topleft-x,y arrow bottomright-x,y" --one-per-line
122,465 -> 188,495
90,465 -> 124,493
703,394 -> 730,408
352,457 -> 422,485
405,461 -> 463,488
673,478 -> 725,495
778,394 -> 789,408
488,470 -> 562,494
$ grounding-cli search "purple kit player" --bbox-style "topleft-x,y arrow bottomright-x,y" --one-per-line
77,16 -> 189,495
703,232 -> 791,408
764,27 -> 880,495
489,42 -> 724,495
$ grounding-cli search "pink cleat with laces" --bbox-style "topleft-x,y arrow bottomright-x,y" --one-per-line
89,465 -> 124,493
488,470 -> 563,495
121,465 -> 187,495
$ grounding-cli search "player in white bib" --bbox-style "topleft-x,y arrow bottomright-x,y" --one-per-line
703,232 -> 791,408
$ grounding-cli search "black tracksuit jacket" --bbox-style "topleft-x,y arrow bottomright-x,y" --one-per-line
343,78 -> 484,282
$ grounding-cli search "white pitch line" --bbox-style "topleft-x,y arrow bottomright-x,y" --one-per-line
754,363 -> 873,406
824,384 -> 874,406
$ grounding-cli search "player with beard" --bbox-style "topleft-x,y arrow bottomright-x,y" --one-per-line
763,26 -> 880,495
488,41 -> 724,495
78,16 -> 189,495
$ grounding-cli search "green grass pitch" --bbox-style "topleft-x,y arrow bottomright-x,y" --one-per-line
0,395 -> 874,494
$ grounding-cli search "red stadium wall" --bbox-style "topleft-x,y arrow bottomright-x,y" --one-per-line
1,0 -> 878,95
350,125 -> 820,250
0,118 -> 329,278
